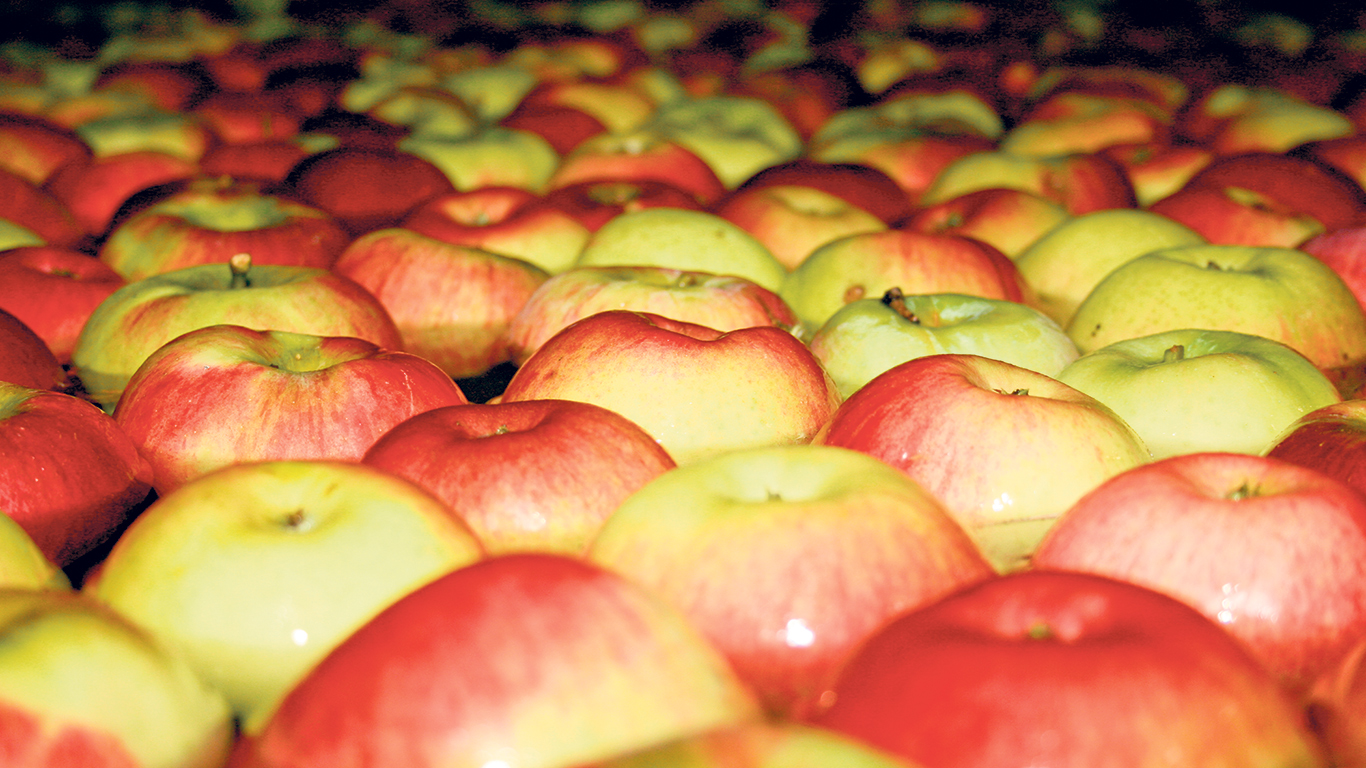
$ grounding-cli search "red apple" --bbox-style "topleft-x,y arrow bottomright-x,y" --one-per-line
192,90 -> 302,145
541,178 -> 706,231
0,165 -> 86,249
285,145 -> 455,235
919,150 -> 1137,215
1298,224 -> 1366,315
1265,399 -> 1366,498
903,187 -> 1072,259
1147,183 -> 1327,248
0,112 -> 93,185
500,310 -> 841,465
548,129 -> 727,207
332,227 -> 549,379
1309,634 -> 1366,768
112,324 -> 468,496
98,179 -> 352,281
41,150 -> 200,239
229,554 -> 760,768
1173,152 -> 1366,233
400,186 -> 592,275
0,307 -> 65,391
197,138 -> 316,185
1298,134 -> 1366,195
1033,451 -> 1366,696
363,399 -> 675,555
1000,92 -> 1171,157
810,570 -> 1325,768
0,381 -> 152,566
727,160 -> 914,226
1099,140 -> 1213,207
0,246 -> 126,364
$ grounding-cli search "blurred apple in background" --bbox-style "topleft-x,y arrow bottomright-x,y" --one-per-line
810,570 -> 1326,768
400,186 -> 591,275
714,183 -> 887,270
98,179 -> 352,281
588,443 -> 993,717
903,187 -> 1072,259
546,129 -> 727,207
229,554 -> 759,768
501,310 -> 840,465
646,94 -> 803,189
41,150 -> 199,239
1033,451 -> 1366,696
817,354 -> 1150,571
779,228 -> 1030,333
728,160 -> 914,227
365,399 -> 675,555
543,178 -> 707,231
397,126 -> 561,194
1099,141 -> 1213,206
1182,84 -> 1354,156
285,145 -> 455,236
0,306 -> 67,391
0,165 -> 87,249
810,288 -> 1079,399
503,265 -> 799,366
575,207 -> 788,293
0,588 -> 233,768
0,112 -> 93,185
112,324 -> 468,495
1265,399 -> 1366,496
999,92 -> 1170,157
1300,223 -> 1366,314
917,150 -> 1136,215
332,227 -> 548,379
198,136 -> 318,186
0,380 -> 151,568
1066,244 -> 1366,375
1056,329 -> 1342,459
1012,208 -> 1205,326
86,459 -> 485,733
0,511 -> 67,590
71,253 -> 403,411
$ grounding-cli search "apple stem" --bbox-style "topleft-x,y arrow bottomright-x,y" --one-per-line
881,287 -> 919,323
229,252 -> 252,289
1163,344 -> 1186,363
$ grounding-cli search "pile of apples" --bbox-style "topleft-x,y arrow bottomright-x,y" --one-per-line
9,0 -> 1366,765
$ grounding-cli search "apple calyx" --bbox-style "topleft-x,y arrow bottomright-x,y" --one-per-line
1226,481 -> 1261,501
281,508 -> 314,532
1163,344 -> 1186,363
993,387 -> 1030,396
229,252 -> 252,288
881,287 -> 920,324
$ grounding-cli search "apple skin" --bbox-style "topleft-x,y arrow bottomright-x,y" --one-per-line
41,150 -> 199,239
397,126 -> 561,195
500,310 -> 841,466
713,183 -> 889,271
1033,451 -> 1366,696
285,146 -> 456,235
0,588 -> 234,768
112,324 -> 469,496
1147,184 -> 1329,249
1065,243 -> 1366,372
809,290 -> 1080,400
0,164 -> 87,249
98,180 -> 354,282
0,247 -> 126,364
0,112 -> 93,185
1308,634 -> 1366,768
198,138 -> 316,186
399,186 -> 592,275
917,150 -> 1137,215
645,94 -> 804,190
1055,329 -> 1343,459
1265,399 -> 1366,496
779,228 -> 1030,333
1099,141 -> 1214,207
809,570 -> 1326,768
0,511 -> 67,591
1173,154 -> 1366,235
902,187 -> 1072,260
1300,223 -> 1366,315
227,554 -> 760,768
999,92 -> 1170,157
502,265 -> 801,366
70,256 -> 404,412
85,460 -> 485,733
547,129 -> 727,207
815,354 -> 1150,572
587,443 -> 994,718
542,178 -> 707,232
0,307 -> 67,392
363,399 -> 675,555
331,227 -> 550,379
581,720 -> 919,768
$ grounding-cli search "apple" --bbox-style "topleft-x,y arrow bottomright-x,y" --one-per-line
727,159 -> 914,226
713,183 -> 888,270
397,126 -> 561,194
1032,451 -> 1366,696
197,137 -> 318,186
502,265 -> 801,366
363,399 -> 675,555
588,443 -> 994,717
0,510 -> 66,591
779,228 -> 1030,333
1012,207 -> 1206,326
1298,134 -> 1366,194
902,187 -> 1072,260
809,288 -> 1080,400
1098,140 -> 1214,207
0,164 -> 86,249
112,324 -> 469,495
810,570 -> 1326,768
500,100 -> 609,156
1301,224 -> 1366,315
1065,243 -> 1366,372
0,247 -> 127,365
645,94 -> 804,190
0,306 -> 66,391
0,380 -> 152,568
40,150 -> 199,239
0,111 -> 93,185
0,588 -> 233,768
0,217 -> 46,251
1169,152 -> 1366,235
574,207 -> 789,293
399,186 -> 592,275
228,554 -> 760,768
917,150 -> 1137,215
85,459 -> 485,732
1055,328 -> 1343,459
999,92 -> 1171,157
1147,184 -> 1330,249
499,310 -> 841,465
192,89 -> 301,145
815,353 -> 1150,572
70,253 -> 404,412
546,128 -> 727,207
1308,634 -> 1366,768
332,227 -> 550,379
285,145 -> 456,235
71,109 -> 215,165
1182,84 -> 1354,156
1265,399 -> 1366,495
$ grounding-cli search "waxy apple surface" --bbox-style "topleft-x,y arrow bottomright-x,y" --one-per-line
0,246 -> 126,364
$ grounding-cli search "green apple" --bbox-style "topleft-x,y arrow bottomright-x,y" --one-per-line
588,444 -> 992,718
1013,208 -> 1206,326
809,289 -> 1080,399
0,588 -> 232,768
0,218 -> 44,250
398,126 -> 560,193
1055,329 -> 1342,459
574,207 -> 789,292
583,720 -> 920,768
647,94 -> 803,189
1065,244 -> 1366,371
85,460 -> 485,733
0,511 -> 67,590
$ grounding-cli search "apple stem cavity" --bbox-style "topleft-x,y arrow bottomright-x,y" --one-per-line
1227,481 -> 1260,501
881,287 -> 920,324
1027,621 -> 1054,640
1163,344 -> 1186,363
229,252 -> 253,289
